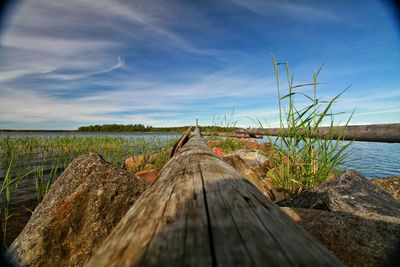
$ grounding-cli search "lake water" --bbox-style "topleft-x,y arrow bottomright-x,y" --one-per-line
1,131 -> 399,178
0,131 -> 181,139
260,137 -> 400,178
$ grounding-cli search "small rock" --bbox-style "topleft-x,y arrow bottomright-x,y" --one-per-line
136,169 -> 160,183
231,149 -> 268,163
270,188 -> 290,202
226,149 -> 269,176
238,138 -> 259,150
124,154 -> 145,172
212,147 -> 224,157
262,158 -> 276,170
222,154 -> 267,194
257,142 -> 272,153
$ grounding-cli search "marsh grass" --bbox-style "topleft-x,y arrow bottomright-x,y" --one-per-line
206,108 -> 247,153
258,56 -> 353,196
0,135 -> 176,249
207,137 -> 246,153
211,107 -> 238,132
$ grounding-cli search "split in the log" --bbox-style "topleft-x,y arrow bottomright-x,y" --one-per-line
235,123 -> 400,143
170,126 -> 192,158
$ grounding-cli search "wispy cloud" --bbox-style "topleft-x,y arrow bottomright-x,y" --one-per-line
0,0 -> 398,129
227,0 -> 343,23
44,56 -> 124,81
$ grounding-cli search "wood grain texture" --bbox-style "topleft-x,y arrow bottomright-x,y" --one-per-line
86,128 -> 344,267
236,123 -> 400,143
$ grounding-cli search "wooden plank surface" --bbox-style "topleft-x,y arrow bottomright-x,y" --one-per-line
86,128 -> 344,267
235,123 -> 400,143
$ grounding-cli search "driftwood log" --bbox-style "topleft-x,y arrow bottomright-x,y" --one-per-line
87,127 -> 343,267
235,123 -> 400,143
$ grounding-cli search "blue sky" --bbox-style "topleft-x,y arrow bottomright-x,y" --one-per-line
0,0 -> 399,129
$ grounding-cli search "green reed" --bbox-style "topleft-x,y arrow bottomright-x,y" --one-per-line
0,135 -> 177,249
258,55 -> 353,196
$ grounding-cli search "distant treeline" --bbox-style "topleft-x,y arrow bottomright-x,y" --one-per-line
77,124 -> 237,133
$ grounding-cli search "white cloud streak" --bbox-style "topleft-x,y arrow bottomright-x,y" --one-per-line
227,0 -> 344,23
0,0 -> 398,129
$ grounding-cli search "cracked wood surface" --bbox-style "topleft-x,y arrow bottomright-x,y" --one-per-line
236,123 -> 400,143
86,127 -> 344,267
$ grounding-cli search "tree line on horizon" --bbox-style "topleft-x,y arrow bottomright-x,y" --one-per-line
76,124 -> 236,133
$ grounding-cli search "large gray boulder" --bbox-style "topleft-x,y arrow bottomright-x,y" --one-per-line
282,207 -> 400,267
6,153 -> 149,267
278,170 -> 400,266
278,170 -> 400,217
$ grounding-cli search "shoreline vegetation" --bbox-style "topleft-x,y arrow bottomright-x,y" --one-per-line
1,123 -> 399,143
0,125 -> 234,133
1,122 -> 399,133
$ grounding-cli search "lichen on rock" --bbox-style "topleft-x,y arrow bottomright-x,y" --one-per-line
6,153 -> 149,267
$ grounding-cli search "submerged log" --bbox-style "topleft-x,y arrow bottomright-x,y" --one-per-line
236,123 -> 400,143
87,127 -> 343,267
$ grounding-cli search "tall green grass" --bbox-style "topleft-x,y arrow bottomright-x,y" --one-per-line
211,107 -> 238,132
259,56 -> 353,196
0,135 -> 176,249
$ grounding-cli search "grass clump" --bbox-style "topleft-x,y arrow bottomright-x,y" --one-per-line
217,138 -> 246,153
260,55 -> 353,196
206,137 -> 246,153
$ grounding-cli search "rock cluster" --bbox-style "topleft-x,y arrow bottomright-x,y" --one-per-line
124,148 -> 171,183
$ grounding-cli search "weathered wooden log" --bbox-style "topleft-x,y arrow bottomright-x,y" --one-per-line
87,127 -> 343,267
201,131 -> 264,139
235,123 -> 400,143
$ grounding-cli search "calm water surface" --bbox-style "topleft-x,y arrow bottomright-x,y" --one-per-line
0,131 -> 180,139
259,137 -> 400,178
